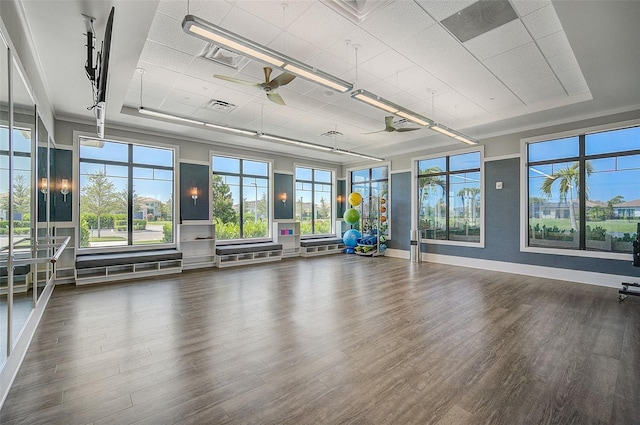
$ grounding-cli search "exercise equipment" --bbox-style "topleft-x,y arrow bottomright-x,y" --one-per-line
619,222 -> 640,300
343,208 -> 360,225
348,192 -> 362,206
343,229 -> 361,254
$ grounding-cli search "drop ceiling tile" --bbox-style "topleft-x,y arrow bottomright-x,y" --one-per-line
147,12 -> 206,56
233,1 -> 314,30
157,0 -> 233,25
511,74 -> 565,104
438,61 -> 494,88
392,66 -> 453,95
556,69 -> 590,95
139,41 -> 195,73
173,75 -> 225,98
137,61 -> 182,87
430,90 -> 485,122
547,51 -> 580,74
464,19 -> 533,61
428,46 -> 482,82
360,1 -> 437,47
164,88 -> 209,108
414,0 -> 476,21
359,49 -> 414,80
267,33 -> 322,63
132,78 -> 174,104
329,28 -> 394,66
521,4 -> 563,40
498,60 -> 553,87
159,101 -> 200,117
219,6 -> 283,46
510,0 -> 551,17
454,74 -> 523,110
537,30 -> 573,58
287,2 -> 357,51
482,42 -> 545,75
184,57 -> 247,84
303,51 -> 350,82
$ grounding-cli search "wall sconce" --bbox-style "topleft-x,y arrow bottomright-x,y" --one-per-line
280,193 -> 287,205
191,187 -> 198,205
337,195 -> 344,205
40,178 -> 48,202
60,178 -> 70,202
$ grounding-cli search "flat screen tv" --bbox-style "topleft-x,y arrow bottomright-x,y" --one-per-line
96,7 -> 114,104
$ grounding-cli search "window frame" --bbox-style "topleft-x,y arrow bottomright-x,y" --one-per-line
345,161 -> 391,239
76,134 -> 177,253
412,146 -> 484,248
211,152 -> 273,243
520,118 -> 640,260
294,164 -> 336,237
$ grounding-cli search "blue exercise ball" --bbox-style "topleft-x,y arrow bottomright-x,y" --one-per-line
343,229 -> 362,249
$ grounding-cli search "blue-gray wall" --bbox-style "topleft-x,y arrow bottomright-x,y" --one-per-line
390,159 -> 640,277
274,173 -> 293,220
180,163 -> 209,221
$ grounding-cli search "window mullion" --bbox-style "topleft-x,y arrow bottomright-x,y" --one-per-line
579,135 -> 586,250
127,144 -> 134,246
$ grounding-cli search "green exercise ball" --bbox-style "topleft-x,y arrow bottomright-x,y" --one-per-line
343,208 -> 360,224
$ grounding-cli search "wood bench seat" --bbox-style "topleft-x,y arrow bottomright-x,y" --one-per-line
215,243 -> 283,268
75,249 -> 183,285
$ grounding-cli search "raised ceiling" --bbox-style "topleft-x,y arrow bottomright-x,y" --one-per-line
18,0 -> 640,163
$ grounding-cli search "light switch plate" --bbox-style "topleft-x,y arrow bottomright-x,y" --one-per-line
496,181 -> 503,190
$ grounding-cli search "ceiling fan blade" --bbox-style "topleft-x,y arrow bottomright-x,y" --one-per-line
213,74 -> 261,87
271,72 -> 296,87
267,91 -> 286,105
396,127 -> 421,132
384,116 -> 395,131
264,67 -> 273,84
363,129 -> 387,135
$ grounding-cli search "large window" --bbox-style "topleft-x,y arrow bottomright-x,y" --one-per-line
350,165 -> 389,236
79,137 -> 174,249
295,167 -> 333,235
417,151 -> 482,242
527,125 -> 640,253
212,155 -> 270,240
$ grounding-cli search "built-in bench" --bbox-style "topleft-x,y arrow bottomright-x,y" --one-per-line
300,237 -> 345,257
215,243 -> 283,268
0,264 -> 32,294
75,249 -> 183,285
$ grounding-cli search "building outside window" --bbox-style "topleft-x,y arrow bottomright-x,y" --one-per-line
417,151 -> 482,243
527,125 -> 640,252
295,166 -> 333,235
212,155 -> 270,240
78,137 -> 174,249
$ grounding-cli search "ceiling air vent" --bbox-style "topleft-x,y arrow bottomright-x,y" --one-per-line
320,0 -> 393,24
320,130 -> 343,138
204,99 -> 237,113
198,43 -> 251,69
441,0 -> 518,43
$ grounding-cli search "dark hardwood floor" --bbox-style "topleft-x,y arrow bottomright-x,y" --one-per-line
1,256 -> 638,424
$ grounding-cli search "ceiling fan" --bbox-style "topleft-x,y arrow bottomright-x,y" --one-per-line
213,66 -> 296,105
364,116 -> 421,135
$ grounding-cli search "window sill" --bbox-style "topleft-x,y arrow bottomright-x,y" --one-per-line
521,245 -> 632,261
420,239 -> 484,248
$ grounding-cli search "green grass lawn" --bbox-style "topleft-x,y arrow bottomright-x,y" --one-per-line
529,218 -> 638,234
88,236 -> 126,242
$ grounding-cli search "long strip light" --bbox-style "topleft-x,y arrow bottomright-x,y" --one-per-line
182,15 -> 353,93
351,89 -> 479,145
430,123 -> 478,145
137,107 -> 384,161
351,89 -> 432,126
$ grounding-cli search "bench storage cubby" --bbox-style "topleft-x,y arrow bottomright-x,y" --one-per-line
75,250 -> 183,285
300,238 -> 345,257
215,243 -> 283,268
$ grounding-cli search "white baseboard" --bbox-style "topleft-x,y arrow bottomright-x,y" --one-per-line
386,249 -> 635,289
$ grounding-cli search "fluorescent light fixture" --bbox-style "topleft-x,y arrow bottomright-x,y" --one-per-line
137,107 -> 383,161
430,123 -> 478,145
138,107 -> 205,126
333,148 -> 384,162
182,15 -> 352,93
351,89 -> 432,126
258,134 -> 334,152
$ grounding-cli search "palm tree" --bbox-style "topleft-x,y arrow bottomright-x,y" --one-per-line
540,161 -> 593,231
418,167 -> 445,232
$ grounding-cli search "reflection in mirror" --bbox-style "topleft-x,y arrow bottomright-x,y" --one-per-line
10,56 -> 36,351
0,35 -> 9,367
36,115 -> 50,300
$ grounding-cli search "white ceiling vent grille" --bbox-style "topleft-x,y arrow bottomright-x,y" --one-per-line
441,0 -> 518,43
320,0 -> 393,24
320,130 -> 343,138
198,43 -> 251,69
204,99 -> 237,113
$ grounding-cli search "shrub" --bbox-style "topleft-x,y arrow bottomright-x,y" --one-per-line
586,225 -> 607,241
162,223 -> 172,242
80,219 -> 90,247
